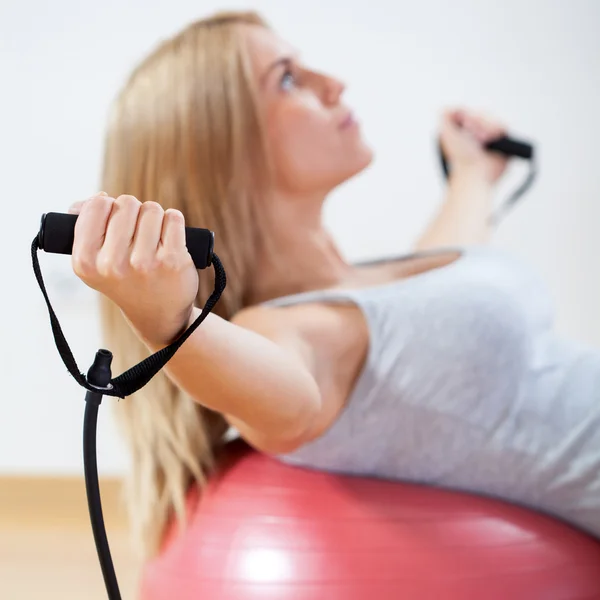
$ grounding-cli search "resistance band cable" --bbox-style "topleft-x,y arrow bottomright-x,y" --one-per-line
32,216 -> 227,600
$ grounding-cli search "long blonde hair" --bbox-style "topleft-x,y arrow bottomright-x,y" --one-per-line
99,11 -> 271,558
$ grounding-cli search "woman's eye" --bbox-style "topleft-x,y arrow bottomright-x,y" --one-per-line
280,70 -> 296,91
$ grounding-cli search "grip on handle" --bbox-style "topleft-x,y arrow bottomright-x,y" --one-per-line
38,212 -> 214,270
485,137 -> 533,160
440,135 -> 534,177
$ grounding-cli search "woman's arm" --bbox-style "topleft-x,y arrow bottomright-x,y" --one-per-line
414,166 -> 494,250
139,306 -> 324,455
414,108 -> 509,251
69,194 -> 325,455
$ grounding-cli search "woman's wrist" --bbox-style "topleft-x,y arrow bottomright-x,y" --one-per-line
444,164 -> 494,217
448,162 -> 495,187
122,304 -> 197,350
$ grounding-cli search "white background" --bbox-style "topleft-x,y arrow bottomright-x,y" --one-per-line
1,0 -> 599,475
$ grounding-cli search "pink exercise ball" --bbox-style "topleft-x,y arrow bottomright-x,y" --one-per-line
140,441 -> 600,599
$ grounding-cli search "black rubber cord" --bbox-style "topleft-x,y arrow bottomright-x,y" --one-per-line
32,223 -> 226,600
83,350 -> 121,600
83,398 -> 122,599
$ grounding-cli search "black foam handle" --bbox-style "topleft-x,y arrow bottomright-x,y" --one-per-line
37,212 -> 214,270
440,135 -> 534,177
485,137 -> 533,160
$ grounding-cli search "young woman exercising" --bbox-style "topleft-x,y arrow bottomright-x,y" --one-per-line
67,11 -> 600,556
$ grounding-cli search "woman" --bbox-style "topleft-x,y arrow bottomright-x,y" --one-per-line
69,11 -> 600,557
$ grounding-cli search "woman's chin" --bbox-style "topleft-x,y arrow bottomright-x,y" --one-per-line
350,144 -> 375,177
362,144 -> 375,168
332,151 -> 375,190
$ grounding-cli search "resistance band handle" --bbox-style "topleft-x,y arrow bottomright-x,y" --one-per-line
440,135 -> 534,177
486,136 -> 533,160
38,212 -> 215,270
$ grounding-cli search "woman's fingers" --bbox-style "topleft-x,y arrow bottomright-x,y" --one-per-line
443,107 -> 507,144
70,194 -> 188,282
68,191 -> 108,215
72,194 -> 114,279
68,200 -> 86,215
161,209 -> 187,253
70,193 -> 192,293
99,195 -> 141,277
442,108 -> 463,133
130,202 -> 165,272
159,208 -> 191,270
460,112 -> 485,142
68,194 -> 199,344
462,111 -> 506,143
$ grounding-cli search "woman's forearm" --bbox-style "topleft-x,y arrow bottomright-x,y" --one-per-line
139,308 -> 321,451
415,167 -> 494,251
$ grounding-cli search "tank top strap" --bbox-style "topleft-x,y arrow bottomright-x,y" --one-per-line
258,245 -> 470,311
259,286 -> 369,310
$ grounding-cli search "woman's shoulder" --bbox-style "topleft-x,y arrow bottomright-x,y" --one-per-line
232,301 -> 368,440
232,301 -> 366,355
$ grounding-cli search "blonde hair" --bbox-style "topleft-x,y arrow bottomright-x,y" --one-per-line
99,11 -> 271,558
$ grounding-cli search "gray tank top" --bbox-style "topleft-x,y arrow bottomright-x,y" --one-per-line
260,245 -> 600,538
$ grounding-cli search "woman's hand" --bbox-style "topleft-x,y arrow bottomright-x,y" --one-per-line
439,108 -> 509,184
69,193 -> 199,347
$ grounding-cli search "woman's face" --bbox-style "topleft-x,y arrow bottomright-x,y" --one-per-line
243,25 -> 374,197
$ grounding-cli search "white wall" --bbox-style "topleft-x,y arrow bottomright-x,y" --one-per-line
1,0 -> 599,475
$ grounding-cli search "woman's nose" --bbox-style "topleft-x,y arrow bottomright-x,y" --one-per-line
323,75 -> 346,105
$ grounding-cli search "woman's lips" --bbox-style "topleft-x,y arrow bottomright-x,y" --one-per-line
339,111 -> 358,130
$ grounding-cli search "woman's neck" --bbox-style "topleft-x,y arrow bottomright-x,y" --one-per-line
249,192 -> 355,305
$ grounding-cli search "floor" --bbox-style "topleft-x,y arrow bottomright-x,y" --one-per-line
0,527 -> 136,600
0,476 -> 140,600
0,523 -> 139,600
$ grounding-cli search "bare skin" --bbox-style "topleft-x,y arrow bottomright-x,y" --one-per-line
69,25 -> 510,454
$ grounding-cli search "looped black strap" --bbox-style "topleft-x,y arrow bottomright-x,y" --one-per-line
31,236 -> 226,398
